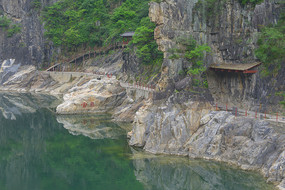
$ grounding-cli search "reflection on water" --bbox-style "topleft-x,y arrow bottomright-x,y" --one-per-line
0,92 -> 60,120
0,93 -> 276,190
57,114 -> 125,139
131,151 -> 274,190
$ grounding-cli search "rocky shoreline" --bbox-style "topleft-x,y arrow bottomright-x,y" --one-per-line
0,66 -> 284,189
128,94 -> 285,189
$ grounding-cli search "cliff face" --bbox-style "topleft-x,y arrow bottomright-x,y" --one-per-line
150,0 -> 282,63
128,94 -> 285,189
0,0 -> 57,66
149,0 -> 285,111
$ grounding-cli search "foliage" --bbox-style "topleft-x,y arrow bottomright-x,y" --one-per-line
168,36 -> 211,89
42,0 -> 150,48
131,17 -> 163,65
0,16 -> 11,27
7,24 -> 21,37
169,53 -> 180,60
169,36 -> 211,76
275,91 -> 285,108
281,101 -> 285,108
239,0 -> 264,6
185,44 -> 211,76
31,0 -> 42,10
255,13 -> 285,76
0,16 -> 21,37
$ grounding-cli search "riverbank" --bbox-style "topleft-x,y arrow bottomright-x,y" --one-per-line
128,93 -> 285,189
0,93 -> 275,190
0,65 -> 146,122
0,66 -> 284,189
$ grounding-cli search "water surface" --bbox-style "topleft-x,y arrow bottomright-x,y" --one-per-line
0,93 -> 276,190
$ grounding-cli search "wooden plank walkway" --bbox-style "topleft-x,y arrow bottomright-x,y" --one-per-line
46,43 -> 124,72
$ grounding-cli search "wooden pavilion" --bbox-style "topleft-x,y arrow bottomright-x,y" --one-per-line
210,62 -> 261,74
120,32 -> 135,45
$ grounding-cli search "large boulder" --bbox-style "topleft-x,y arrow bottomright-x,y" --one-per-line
56,77 -> 127,114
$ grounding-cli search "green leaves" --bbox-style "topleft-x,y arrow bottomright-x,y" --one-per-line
239,0 -> 264,6
0,16 -> 11,27
131,18 -> 163,65
186,44 -> 211,76
255,14 -> 285,76
185,45 -> 211,62
42,0 -> 151,48
7,24 -> 21,37
42,0 -> 111,47
0,16 -> 21,37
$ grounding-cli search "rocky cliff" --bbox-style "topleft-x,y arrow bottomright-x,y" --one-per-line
0,0 -> 57,66
128,94 -> 285,189
149,0 -> 285,111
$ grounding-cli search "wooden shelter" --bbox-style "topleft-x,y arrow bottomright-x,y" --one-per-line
120,32 -> 135,45
210,62 -> 261,74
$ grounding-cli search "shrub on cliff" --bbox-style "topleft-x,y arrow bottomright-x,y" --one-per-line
131,17 -> 163,65
42,0 -> 150,48
255,13 -> 285,76
0,16 -> 21,38
168,36 -> 211,88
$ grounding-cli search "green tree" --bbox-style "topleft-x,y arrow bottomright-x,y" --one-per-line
132,17 -> 163,65
255,13 -> 285,76
185,44 -> 211,75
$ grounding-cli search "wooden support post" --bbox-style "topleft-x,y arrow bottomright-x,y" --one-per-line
245,110 -> 247,117
216,103 -> 218,111
255,111 -> 257,119
226,104 -> 228,111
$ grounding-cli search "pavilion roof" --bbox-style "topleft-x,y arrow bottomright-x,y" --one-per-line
210,62 -> 261,71
120,32 -> 135,37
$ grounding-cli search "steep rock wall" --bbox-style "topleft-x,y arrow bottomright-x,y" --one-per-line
149,0 -> 285,111
0,0 -> 57,66
128,95 -> 285,189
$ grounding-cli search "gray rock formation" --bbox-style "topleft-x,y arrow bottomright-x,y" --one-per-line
129,95 -> 285,189
0,66 -> 141,121
56,77 -> 127,114
0,0 -> 57,66
150,0 -> 283,64
149,0 -> 285,111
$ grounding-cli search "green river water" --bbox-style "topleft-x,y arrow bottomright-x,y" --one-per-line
0,93 -> 276,190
